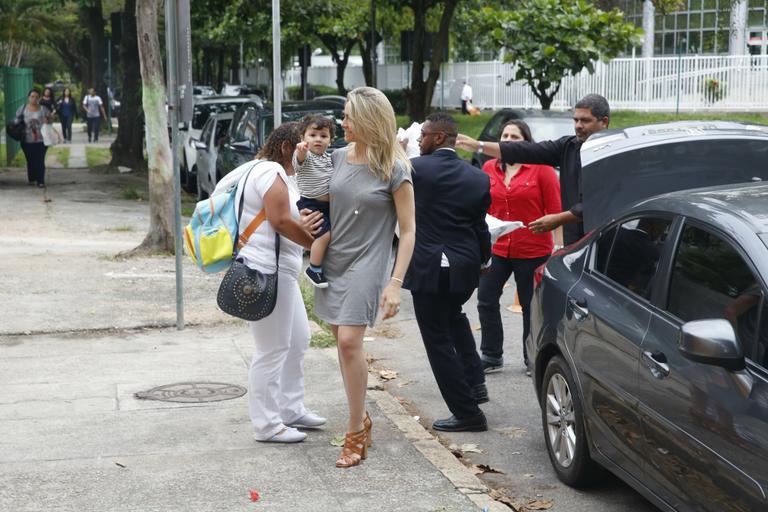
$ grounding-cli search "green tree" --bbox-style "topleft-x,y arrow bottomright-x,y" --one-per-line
485,0 -> 642,110
0,0 -> 56,66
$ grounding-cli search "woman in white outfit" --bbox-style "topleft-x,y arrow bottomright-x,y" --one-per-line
233,122 -> 327,443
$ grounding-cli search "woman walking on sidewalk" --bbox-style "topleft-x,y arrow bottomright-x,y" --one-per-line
314,87 -> 415,468
57,88 -> 77,143
16,88 -> 52,188
476,120 -> 561,372
218,122 -> 327,443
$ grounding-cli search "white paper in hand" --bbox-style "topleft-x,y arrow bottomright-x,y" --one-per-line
396,122 -> 423,159
486,214 -> 524,244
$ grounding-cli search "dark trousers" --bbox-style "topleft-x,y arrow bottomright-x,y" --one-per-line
411,268 -> 484,419
86,117 -> 101,141
477,254 -> 549,365
21,141 -> 48,185
60,115 -> 73,141
461,100 -> 469,115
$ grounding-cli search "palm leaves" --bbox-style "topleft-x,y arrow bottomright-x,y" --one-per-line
0,0 -> 57,66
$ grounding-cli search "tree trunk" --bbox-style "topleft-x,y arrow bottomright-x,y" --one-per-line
408,0 -> 429,121
131,0 -> 174,255
359,31 -> 382,87
110,0 -> 145,170
79,0 -> 107,102
216,49 -> 224,91
423,0 -> 457,116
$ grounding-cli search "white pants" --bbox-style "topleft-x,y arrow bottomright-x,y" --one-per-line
248,273 -> 310,440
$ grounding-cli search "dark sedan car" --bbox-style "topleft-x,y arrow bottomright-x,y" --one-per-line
471,108 -> 574,168
215,100 -> 346,181
527,122 -> 768,512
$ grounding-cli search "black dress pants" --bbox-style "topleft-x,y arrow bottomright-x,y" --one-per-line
477,254 -> 549,365
21,141 -> 47,185
411,268 -> 484,419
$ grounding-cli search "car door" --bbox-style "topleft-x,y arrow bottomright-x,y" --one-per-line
195,116 -> 216,192
565,215 -> 674,477
218,106 -> 258,178
638,221 -> 768,511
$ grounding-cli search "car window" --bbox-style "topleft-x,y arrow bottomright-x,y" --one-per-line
215,119 -> 231,147
667,224 -> 767,362
593,225 -> 618,274
233,108 -> 258,143
192,104 -> 210,130
480,113 -> 508,141
603,217 -> 672,300
199,116 -> 214,146
525,118 -> 574,143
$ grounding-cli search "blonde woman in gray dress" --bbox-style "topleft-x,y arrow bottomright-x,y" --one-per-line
314,87 -> 415,468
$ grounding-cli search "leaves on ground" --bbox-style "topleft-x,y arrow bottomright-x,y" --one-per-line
330,434 -> 345,447
469,463 -> 505,475
396,380 -> 414,388
378,369 -> 398,380
495,426 -> 527,438
448,443 -> 483,456
525,499 -> 554,510
489,488 -> 522,510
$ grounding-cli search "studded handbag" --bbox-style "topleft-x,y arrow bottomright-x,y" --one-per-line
216,170 -> 281,321
216,233 -> 279,321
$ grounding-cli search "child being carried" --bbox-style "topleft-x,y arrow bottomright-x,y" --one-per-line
293,114 -> 335,288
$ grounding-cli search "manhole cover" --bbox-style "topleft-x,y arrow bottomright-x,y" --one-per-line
134,382 -> 246,403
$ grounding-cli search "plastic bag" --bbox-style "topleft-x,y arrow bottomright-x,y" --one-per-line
41,123 -> 57,147
396,122 -> 423,159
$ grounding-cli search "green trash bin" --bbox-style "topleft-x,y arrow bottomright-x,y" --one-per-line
2,67 -> 34,166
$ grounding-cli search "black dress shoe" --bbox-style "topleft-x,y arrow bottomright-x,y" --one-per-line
472,383 -> 489,404
432,413 -> 487,432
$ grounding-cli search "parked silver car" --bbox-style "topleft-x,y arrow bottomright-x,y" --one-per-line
193,111 -> 234,200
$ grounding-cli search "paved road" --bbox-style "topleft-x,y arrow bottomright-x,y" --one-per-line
364,284 -> 659,512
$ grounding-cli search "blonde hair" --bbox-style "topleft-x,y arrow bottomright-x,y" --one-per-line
346,87 -> 412,180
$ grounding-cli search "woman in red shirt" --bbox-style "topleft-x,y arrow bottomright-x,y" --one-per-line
477,120 -> 561,372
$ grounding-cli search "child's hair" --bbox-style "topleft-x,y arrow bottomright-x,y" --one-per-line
299,114 -> 335,140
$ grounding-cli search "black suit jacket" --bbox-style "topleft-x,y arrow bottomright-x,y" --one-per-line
404,149 -> 491,294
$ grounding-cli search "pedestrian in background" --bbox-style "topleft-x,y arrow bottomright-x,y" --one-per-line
476,120 -> 561,374
16,88 -> 52,188
82,88 -> 107,143
314,86 -> 415,468
404,112 -> 491,433
216,122 -> 327,444
40,87 -> 57,116
457,94 -> 611,245
57,88 -> 77,143
460,81 -> 473,115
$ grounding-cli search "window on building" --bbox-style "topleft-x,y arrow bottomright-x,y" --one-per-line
690,12 -> 702,29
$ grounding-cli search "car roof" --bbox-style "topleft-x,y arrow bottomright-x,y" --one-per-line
261,100 -> 344,113
495,108 -> 572,120
581,121 -> 768,167
629,181 -> 768,234
196,95 -> 262,104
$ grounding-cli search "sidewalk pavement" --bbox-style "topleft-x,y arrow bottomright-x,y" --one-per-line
46,122 -> 114,169
0,166 -> 506,511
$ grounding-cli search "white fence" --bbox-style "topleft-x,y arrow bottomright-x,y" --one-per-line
284,55 -> 768,111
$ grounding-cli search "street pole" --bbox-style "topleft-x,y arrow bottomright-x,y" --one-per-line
107,38 -> 112,134
370,0 -> 377,88
165,0 -> 185,330
675,37 -> 685,117
272,0 -> 282,123
240,37 -> 244,84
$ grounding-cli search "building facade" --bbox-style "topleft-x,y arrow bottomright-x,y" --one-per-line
619,0 -> 768,56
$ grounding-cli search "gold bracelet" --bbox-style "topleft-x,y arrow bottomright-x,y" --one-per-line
390,276 -> 404,284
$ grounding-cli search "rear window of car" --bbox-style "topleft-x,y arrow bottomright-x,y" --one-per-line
192,102 -> 246,130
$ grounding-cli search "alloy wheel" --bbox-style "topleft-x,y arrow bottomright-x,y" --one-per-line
545,373 -> 577,468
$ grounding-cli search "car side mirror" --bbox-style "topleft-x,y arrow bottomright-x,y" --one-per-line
193,140 -> 207,151
231,140 -> 252,151
678,319 -> 745,371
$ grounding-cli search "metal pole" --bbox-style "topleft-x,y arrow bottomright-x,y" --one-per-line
675,41 -> 682,117
371,0 -> 377,88
165,0 -> 185,330
107,38 -> 112,133
240,37 -> 244,84
272,0 -> 282,124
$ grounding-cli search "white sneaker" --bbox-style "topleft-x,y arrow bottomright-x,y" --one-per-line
286,411 -> 327,429
258,427 -> 307,443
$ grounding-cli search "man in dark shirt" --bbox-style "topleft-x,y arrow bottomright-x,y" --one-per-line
457,94 -> 610,245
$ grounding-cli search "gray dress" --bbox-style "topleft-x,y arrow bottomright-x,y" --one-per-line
314,146 -> 412,327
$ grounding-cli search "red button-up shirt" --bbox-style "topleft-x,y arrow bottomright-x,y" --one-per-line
482,159 -> 561,259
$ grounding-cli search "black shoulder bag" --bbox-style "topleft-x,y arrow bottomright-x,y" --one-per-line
216,166 -> 280,321
6,111 -> 25,142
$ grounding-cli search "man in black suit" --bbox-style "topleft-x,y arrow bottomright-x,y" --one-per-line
404,112 -> 492,432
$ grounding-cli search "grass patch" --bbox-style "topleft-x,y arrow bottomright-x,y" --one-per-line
299,276 -> 337,348
610,110 -> 768,129
0,144 -> 27,167
120,186 -> 145,201
86,147 -> 111,168
55,147 -> 71,167
105,225 -> 136,232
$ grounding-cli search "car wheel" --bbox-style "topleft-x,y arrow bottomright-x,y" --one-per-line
540,355 -> 599,487
196,168 -> 209,201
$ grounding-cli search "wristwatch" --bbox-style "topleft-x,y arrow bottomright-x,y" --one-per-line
478,141 -> 485,153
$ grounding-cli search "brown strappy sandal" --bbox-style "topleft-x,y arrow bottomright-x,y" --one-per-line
335,427 -> 369,468
363,411 -> 373,448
